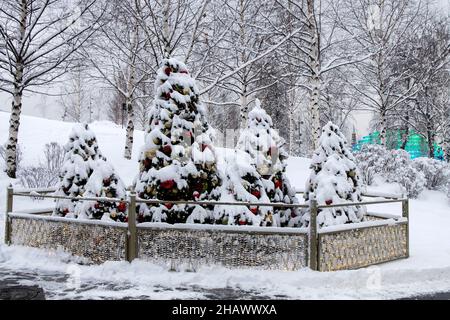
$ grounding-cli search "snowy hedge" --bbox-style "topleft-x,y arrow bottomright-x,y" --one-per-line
411,157 -> 450,191
353,146 -> 445,198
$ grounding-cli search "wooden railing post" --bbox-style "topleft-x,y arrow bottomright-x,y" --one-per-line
4,185 -> 13,245
126,192 -> 138,262
309,199 -> 319,271
402,199 -> 410,258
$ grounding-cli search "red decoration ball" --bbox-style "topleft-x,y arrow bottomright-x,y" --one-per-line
164,67 -> 171,76
117,202 -> 127,213
161,180 -> 176,190
165,203 -> 173,210
325,199 -> 333,206
274,180 -> 282,189
250,207 -> 258,214
103,178 -> 111,186
143,158 -> 152,170
239,220 -> 247,226
163,145 -> 172,156
251,190 -> 261,199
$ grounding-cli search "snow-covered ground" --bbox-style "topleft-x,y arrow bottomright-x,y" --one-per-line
1,112 -> 450,299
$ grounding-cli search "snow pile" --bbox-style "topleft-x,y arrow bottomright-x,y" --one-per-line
135,59 -> 221,224
304,122 -> 366,228
237,99 -> 300,227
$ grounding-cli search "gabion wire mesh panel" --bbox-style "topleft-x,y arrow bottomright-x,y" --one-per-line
318,223 -> 408,272
137,227 -> 308,271
10,217 -> 127,264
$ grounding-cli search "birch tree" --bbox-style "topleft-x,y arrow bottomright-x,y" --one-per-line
274,0 -> 370,151
0,0 -> 104,178
335,0 -> 427,146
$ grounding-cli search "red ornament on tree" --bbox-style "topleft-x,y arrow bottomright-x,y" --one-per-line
165,203 -> 173,210
164,67 -> 171,76
250,206 -> 258,214
144,158 -> 152,170
193,191 -> 200,200
117,202 -> 127,213
325,199 -> 333,206
239,220 -> 247,226
162,91 -> 171,100
163,145 -> 172,156
103,178 -> 111,187
161,180 -> 176,190
274,179 -> 282,189
251,190 -> 261,199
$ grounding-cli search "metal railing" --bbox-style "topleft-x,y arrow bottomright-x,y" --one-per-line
4,185 -> 409,269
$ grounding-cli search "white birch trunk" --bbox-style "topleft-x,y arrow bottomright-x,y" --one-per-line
308,0 -> 321,151
5,0 -> 27,178
162,0 -> 171,58
239,84 -> 248,129
124,17 -> 139,160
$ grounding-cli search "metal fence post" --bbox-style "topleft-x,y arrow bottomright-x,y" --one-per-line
4,185 -> 13,245
309,199 -> 319,271
126,192 -> 138,262
402,199 -> 410,258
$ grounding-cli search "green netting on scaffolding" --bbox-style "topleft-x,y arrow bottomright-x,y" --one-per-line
352,129 -> 444,160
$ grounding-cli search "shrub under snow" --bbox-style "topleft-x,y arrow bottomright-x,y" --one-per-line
383,150 -> 426,199
412,157 -> 450,191
354,146 -> 429,198
353,144 -> 390,186
18,142 -> 65,189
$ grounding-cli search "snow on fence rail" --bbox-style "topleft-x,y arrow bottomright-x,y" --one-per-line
4,186 -> 410,272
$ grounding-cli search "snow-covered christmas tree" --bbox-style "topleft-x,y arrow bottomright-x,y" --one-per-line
76,159 -> 128,222
135,58 -> 221,224
237,100 -> 300,227
213,150 -> 271,226
54,124 -> 104,217
303,122 -> 366,228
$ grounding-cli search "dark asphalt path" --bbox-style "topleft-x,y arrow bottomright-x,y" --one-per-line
0,268 -> 449,300
0,268 -> 273,300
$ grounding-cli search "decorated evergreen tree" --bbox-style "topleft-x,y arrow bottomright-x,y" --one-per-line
303,122 -> 366,228
135,58 -> 221,224
76,159 -> 128,222
213,150 -> 271,226
54,124 -> 104,217
237,100 -> 300,227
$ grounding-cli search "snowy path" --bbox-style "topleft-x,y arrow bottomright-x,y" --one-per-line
0,265 -> 274,300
